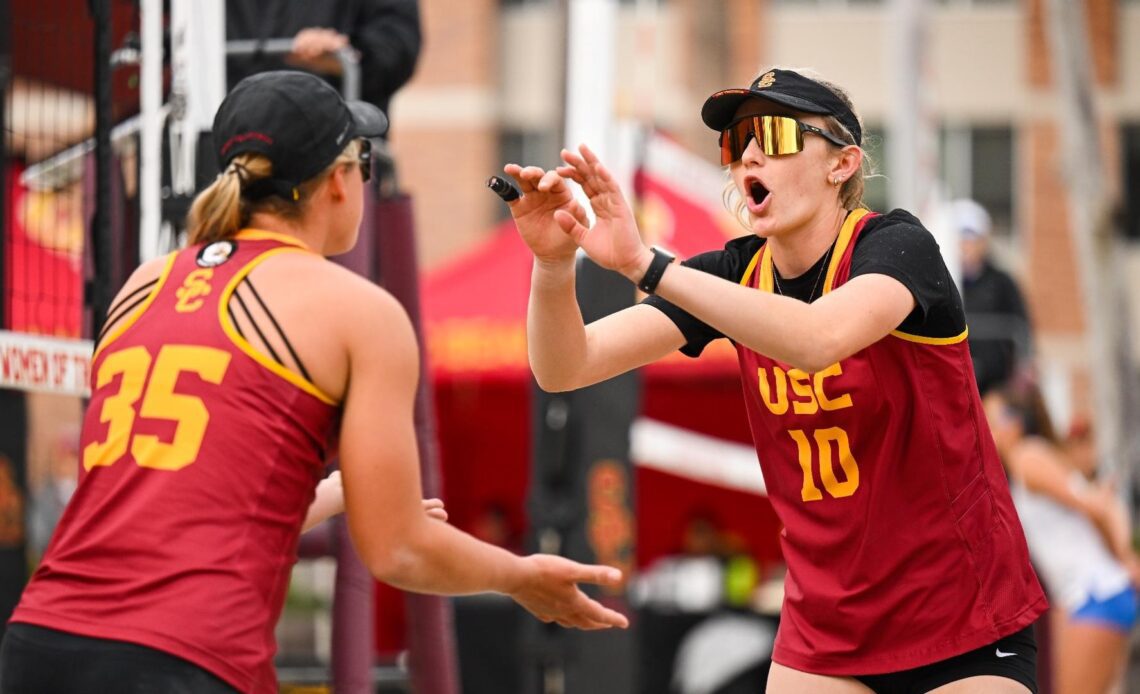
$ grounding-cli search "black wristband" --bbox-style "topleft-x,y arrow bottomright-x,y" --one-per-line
637,247 -> 675,294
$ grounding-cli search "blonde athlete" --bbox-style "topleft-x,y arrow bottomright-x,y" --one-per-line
503,68 -> 1044,694
2,71 -> 626,694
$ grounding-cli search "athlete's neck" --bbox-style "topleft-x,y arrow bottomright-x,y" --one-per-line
245,213 -> 325,254
768,204 -> 849,278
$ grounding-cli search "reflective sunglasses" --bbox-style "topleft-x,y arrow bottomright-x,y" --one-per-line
719,115 -> 849,165
357,138 -> 373,183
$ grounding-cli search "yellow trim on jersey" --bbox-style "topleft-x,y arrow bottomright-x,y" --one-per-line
739,248 -> 763,287
822,208 -> 870,295
218,248 -> 339,406
757,245 -> 775,292
94,252 -> 178,360
234,228 -> 315,251
890,327 -> 969,345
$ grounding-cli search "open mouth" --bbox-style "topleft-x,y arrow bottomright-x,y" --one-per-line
748,179 -> 770,206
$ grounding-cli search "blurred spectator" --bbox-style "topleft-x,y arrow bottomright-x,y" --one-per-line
27,428 -> 79,562
984,382 -> 1138,694
225,0 -> 421,132
633,512 -> 773,694
954,199 -> 1032,395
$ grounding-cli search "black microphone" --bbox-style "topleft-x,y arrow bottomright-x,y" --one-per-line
486,175 -> 521,202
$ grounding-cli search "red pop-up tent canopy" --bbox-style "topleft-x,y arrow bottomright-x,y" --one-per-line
420,135 -> 783,569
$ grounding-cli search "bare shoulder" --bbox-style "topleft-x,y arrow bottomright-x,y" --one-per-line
251,251 -> 416,350
113,253 -> 174,303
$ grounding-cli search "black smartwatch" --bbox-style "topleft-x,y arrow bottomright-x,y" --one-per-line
636,246 -> 675,294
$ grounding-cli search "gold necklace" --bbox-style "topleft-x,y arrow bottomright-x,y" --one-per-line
772,242 -> 834,303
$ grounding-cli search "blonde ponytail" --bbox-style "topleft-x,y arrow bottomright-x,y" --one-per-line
187,154 -> 273,244
186,140 -> 364,245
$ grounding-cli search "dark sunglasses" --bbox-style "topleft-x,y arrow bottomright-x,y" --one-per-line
357,138 -> 373,183
719,115 -> 850,165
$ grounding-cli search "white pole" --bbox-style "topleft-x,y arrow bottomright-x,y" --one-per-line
888,0 -> 951,277
1044,0 -> 1124,482
564,0 -> 621,220
169,0 -> 226,198
139,0 -> 164,261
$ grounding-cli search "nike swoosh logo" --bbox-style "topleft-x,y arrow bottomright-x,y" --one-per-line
995,648 -> 1017,658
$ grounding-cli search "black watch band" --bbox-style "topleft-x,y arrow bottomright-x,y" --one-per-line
637,246 -> 675,294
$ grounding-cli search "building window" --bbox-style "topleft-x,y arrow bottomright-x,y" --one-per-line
496,127 -> 561,220
857,124 -> 1014,236
773,0 -> 883,5
940,125 -> 1015,236
1123,124 -> 1140,240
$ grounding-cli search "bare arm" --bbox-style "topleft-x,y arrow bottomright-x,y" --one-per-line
1012,438 -> 1129,560
337,289 -> 627,629
299,471 -> 448,533
651,267 -> 913,374
526,258 -> 685,391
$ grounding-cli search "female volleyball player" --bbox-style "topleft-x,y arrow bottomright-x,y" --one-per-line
503,68 -> 1046,693
1,71 -> 626,694
986,383 -> 1138,694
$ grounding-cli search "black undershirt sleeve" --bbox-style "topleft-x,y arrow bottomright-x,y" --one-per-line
641,235 -> 763,357
848,210 -> 967,339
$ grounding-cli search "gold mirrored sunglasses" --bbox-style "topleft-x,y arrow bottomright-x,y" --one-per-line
719,115 -> 849,165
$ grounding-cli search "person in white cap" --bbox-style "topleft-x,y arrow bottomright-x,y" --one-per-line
953,198 -> 1032,395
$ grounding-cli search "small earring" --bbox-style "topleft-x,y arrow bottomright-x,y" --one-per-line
832,177 -> 842,187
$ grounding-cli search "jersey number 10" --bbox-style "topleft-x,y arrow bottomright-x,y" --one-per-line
82,345 -> 232,472
788,427 -> 860,502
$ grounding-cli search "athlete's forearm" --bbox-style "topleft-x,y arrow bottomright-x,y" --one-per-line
652,264 -> 912,374
527,257 -> 590,391
370,515 -> 527,596
653,263 -> 837,372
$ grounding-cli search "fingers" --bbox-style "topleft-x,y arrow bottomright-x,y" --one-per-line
567,562 -> 623,588
559,145 -> 616,200
422,498 -> 448,522
549,594 -> 630,630
505,165 -> 546,195
552,210 -> 587,244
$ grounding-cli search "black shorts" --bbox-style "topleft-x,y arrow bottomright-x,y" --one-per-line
854,625 -> 1037,694
0,623 -> 239,694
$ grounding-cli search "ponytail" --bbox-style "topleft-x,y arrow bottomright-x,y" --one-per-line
187,154 -> 272,245
186,140 -> 363,245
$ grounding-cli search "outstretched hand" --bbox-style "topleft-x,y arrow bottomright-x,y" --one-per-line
503,164 -> 591,265
509,554 -> 629,630
554,144 -> 651,281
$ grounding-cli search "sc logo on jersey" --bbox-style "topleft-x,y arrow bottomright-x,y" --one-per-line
197,241 -> 236,268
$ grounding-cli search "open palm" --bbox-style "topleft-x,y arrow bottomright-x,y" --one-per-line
504,164 -> 590,264
553,144 -> 647,278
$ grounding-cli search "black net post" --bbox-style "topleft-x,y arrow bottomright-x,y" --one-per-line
0,0 -> 7,330
0,0 -> 27,648
525,260 -> 639,694
88,0 -> 113,338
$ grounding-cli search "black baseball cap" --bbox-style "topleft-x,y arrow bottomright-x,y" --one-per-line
701,68 -> 862,146
213,70 -> 388,197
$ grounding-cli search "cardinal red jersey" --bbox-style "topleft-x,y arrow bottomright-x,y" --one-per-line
12,230 -> 340,694
737,210 -> 1046,674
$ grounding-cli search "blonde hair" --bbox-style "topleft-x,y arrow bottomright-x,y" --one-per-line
187,140 -> 363,245
722,68 -> 878,226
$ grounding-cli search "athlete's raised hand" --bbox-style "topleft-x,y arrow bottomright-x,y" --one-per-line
553,144 -> 652,281
507,554 -> 629,630
502,163 -> 591,265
